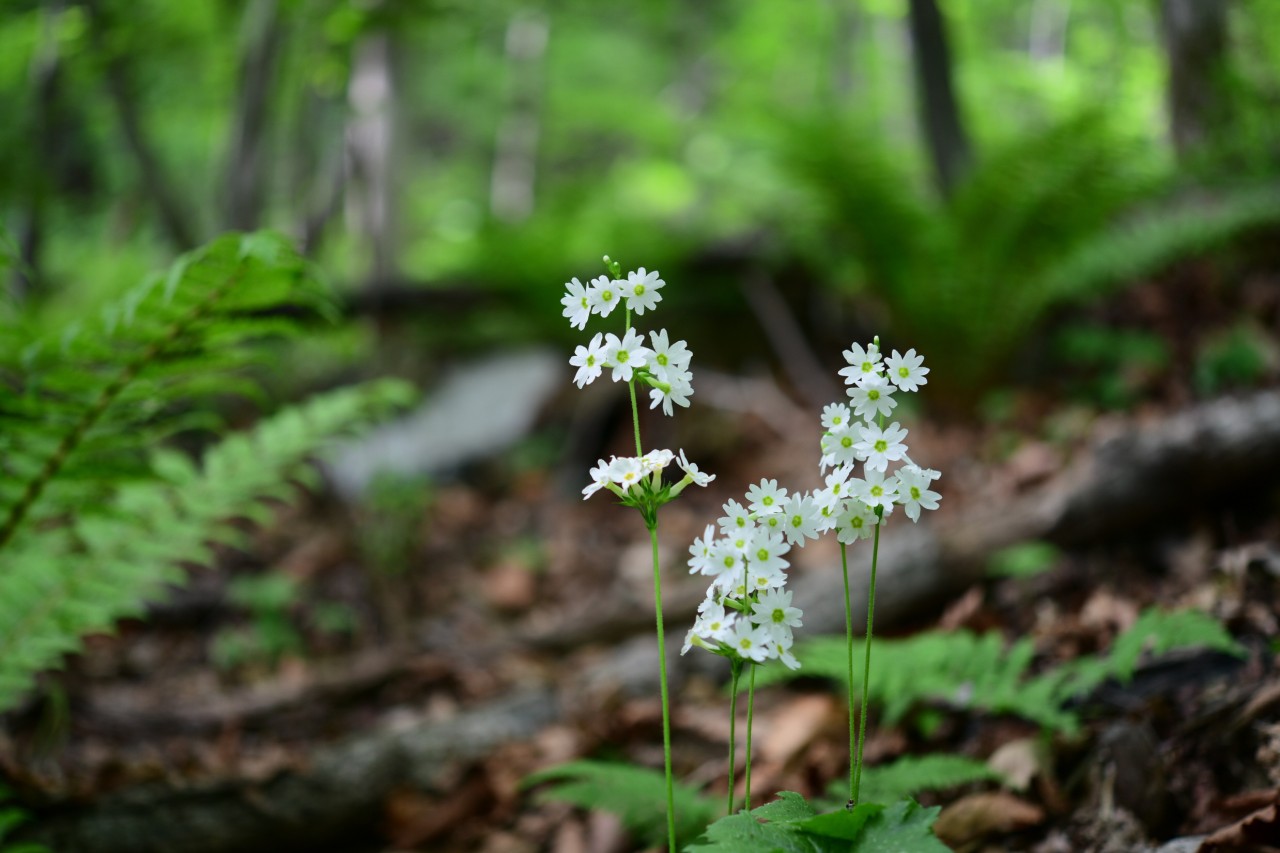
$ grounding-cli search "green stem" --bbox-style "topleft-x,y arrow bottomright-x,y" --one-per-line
628,379 -> 643,457
727,659 -> 742,816
649,524 -> 677,850
840,542 -> 856,806
745,662 -> 756,810
851,521 -> 883,805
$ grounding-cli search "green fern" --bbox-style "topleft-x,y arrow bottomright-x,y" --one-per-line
523,760 -> 719,848
0,231 -> 415,711
0,231 -> 333,549
851,754 -> 1003,807
782,112 -> 1279,398
758,607 -> 1243,734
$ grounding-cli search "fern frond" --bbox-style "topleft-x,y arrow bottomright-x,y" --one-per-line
847,754 -> 1003,807
760,608 -> 1244,733
1041,183 -> 1280,302
0,232 -> 332,550
523,760 -> 718,848
0,379 -> 415,712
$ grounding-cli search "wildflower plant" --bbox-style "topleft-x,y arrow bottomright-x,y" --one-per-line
821,337 -> 941,807
680,338 -> 940,819
563,257 -> 713,851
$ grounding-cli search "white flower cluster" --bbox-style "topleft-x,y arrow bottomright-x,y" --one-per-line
582,449 -> 714,501
681,338 -> 943,671
682,478 -> 810,670
562,266 -> 694,417
817,341 -> 941,531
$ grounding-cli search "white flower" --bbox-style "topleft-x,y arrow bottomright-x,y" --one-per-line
854,422 -> 909,472
717,498 -> 754,537
725,621 -> 771,663
821,402 -> 852,431
608,456 -> 645,491
588,275 -> 622,318
602,328 -> 651,382
750,588 -> 803,645
895,465 -> 942,521
775,642 -> 801,670
582,458 -> 611,500
744,478 -> 788,516
676,449 -> 715,486
688,524 -> 718,575
821,424 -> 861,469
847,374 -> 898,422
746,530 -> 790,575
561,277 -> 592,330
648,330 -> 692,379
779,492 -> 820,546
648,369 -> 693,416
813,463 -> 855,511
836,503 -> 879,544
624,267 -> 665,315
851,469 -> 897,510
569,332 -> 606,388
709,539 -> 744,578
693,602 -> 735,643
837,342 -> 882,386
641,448 -> 674,473
884,348 -> 929,392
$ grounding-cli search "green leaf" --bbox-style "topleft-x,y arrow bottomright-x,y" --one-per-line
852,799 -> 949,852
751,791 -> 818,822
523,760 -> 717,848
795,804 -> 882,840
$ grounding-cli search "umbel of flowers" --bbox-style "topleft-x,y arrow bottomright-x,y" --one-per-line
821,338 -> 941,808
681,337 -> 942,818
563,258 -> 713,852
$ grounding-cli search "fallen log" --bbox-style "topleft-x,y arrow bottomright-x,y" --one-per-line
15,688 -> 559,853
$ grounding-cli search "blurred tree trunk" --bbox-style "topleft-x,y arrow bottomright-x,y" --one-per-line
906,0 -> 973,199
489,10 -> 549,223
827,0 -> 859,103
346,27 -> 400,289
295,87 -> 347,257
1156,0 -> 1231,159
222,0 -> 285,231
83,0 -> 199,251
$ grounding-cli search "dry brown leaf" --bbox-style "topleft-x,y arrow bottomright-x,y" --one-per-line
758,694 -> 838,766
1199,790 -> 1280,852
934,791 -> 1045,847
987,737 -> 1047,792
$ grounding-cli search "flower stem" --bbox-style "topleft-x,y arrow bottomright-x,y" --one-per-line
745,662 -> 756,810
727,658 -> 742,816
646,525 -> 677,851
851,522 -> 883,805
840,542 -> 856,806
628,379 -> 643,457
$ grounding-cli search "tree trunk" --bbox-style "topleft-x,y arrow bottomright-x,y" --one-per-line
83,0 -> 200,251
1156,0 -> 1231,159
489,10 -> 549,223
346,28 -> 400,288
906,0 -> 973,199
222,0 -> 285,232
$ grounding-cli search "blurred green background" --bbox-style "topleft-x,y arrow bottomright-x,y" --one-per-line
3,0 -> 1279,409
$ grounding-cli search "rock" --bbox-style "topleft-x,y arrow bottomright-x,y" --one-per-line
325,348 -> 563,499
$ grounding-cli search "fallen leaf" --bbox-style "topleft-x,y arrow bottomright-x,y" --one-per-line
933,792 -> 1045,847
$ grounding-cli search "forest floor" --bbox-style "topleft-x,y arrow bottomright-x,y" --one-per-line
3,263 -> 1280,853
